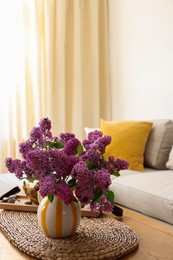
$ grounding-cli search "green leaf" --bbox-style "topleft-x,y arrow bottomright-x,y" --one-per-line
48,194 -> 54,202
106,190 -> 114,203
77,143 -> 84,156
46,142 -> 64,149
67,178 -> 77,188
93,190 -> 103,202
26,177 -> 36,183
112,171 -> 121,177
86,161 -> 96,170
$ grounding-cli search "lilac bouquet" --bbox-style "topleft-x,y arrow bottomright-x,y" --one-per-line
5,118 -> 128,212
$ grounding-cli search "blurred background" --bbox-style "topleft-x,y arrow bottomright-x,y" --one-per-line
0,0 -> 173,172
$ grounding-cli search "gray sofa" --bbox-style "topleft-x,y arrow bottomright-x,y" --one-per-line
86,119 -> 173,225
110,167 -> 173,224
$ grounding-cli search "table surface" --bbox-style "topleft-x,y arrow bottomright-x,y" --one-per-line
0,207 -> 173,260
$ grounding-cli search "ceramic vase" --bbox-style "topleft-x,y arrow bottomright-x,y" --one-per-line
37,196 -> 81,238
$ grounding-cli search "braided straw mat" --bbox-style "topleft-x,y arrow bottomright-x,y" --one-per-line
0,211 -> 139,259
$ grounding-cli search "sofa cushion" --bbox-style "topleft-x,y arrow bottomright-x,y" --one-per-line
144,120 -> 173,169
100,119 -> 153,171
166,146 -> 173,169
110,169 -> 173,225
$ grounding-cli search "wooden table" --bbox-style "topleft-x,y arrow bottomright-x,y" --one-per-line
0,207 -> 173,260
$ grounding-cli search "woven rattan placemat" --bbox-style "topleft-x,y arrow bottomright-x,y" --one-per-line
0,211 -> 139,259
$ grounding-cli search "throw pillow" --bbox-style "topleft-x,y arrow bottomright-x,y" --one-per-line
144,120 -> 173,169
166,146 -> 173,169
100,119 -> 153,171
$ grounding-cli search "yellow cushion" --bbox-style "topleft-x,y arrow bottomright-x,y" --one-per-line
100,119 -> 153,171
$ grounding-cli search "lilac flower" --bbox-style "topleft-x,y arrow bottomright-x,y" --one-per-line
94,135 -> 111,154
53,136 -> 60,142
38,118 -> 52,140
39,174 -> 58,197
87,130 -> 103,142
81,150 -> 100,166
26,149 -> 51,173
71,161 -> 93,183
107,156 -> 129,173
5,158 -> 32,179
90,195 -> 114,212
100,195 -> 114,212
59,133 -> 75,145
5,118 -> 129,212
29,127 -> 43,145
5,158 -> 22,177
82,134 -> 111,167
94,169 -> 111,190
54,181 -> 74,205
50,149 -> 79,178
75,183 -> 94,205
82,130 -> 103,151
39,176 -> 74,205
39,117 -> 51,132
90,202 -> 100,211
5,157 -> 17,173
111,157 -> 129,170
82,139 -> 91,150
64,138 -> 80,155
19,140 -> 33,159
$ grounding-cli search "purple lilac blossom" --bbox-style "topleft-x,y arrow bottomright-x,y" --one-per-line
54,181 -> 74,205
75,183 -> 94,205
90,202 -> 100,211
29,127 -> 44,146
39,174 -> 58,197
83,131 -> 111,153
59,133 -> 75,145
64,138 -> 80,155
94,169 -> 111,190
71,161 -> 93,183
20,161 -> 33,179
19,140 -> 33,159
53,136 -> 60,142
5,117 -> 129,213
26,149 -> 51,173
5,157 -> 17,173
87,130 -> 103,142
82,139 -> 92,150
82,130 -> 103,151
5,158 -> 25,179
44,130 -> 52,139
108,156 -> 129,172
82,134 -> 111,166
94,135 -> 111,154
100,195 -> 114,212
90,195 -> 114,212
81,150 -> 100,166
5,157 -> 34,179
49,149 -> 79,178
39,118 -> 52,139
39,117 -> 51,132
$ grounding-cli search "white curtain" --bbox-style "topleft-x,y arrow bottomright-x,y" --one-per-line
0,0 -> 111,173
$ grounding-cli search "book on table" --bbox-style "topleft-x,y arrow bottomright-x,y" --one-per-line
0,173 -> 21,200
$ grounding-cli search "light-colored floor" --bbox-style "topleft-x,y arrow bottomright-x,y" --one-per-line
0,207 -> 173,260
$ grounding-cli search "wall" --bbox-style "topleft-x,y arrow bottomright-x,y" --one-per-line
109,0 -> 173,121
